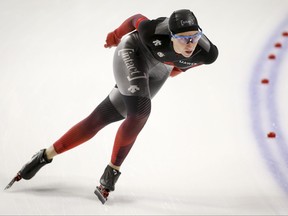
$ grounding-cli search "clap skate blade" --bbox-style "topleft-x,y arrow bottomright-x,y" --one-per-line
4,173 -> 22,190
94,185 -> 109,204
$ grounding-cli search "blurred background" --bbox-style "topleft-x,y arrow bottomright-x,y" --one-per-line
1,0 -> 288,214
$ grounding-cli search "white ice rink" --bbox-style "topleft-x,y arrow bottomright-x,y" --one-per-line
1,0 -> 288,215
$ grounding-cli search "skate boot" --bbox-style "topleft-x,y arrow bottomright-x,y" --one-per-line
94,165 -> 121,204
4,149 -> 52,190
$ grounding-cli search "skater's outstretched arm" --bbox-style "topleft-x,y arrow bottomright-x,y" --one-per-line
104,14 -> 148,48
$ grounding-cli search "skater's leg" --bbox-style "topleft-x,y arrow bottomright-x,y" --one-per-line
44,89 -> 126,160
111,95 -> 151,167
51,95 -> 124,155
96,95 -> 151,199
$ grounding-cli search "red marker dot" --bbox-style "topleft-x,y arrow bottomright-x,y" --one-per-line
274,42 -> 282,48
261,79 -> 269,84
267,132 -> 276,138
268,54 -> 276,60
283,31 -> 288,37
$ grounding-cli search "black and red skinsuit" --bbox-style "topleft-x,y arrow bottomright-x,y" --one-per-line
52,14 -> 218,167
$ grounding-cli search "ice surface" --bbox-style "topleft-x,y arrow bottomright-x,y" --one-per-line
1,0 -> 288,215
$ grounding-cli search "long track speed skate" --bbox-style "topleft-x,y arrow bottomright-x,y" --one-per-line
94,165 -> 121,204
94,185 -> 110,204
4,149 -> 52,190
4,172 -> 22,190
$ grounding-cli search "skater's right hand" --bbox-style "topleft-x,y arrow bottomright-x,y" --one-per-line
104,31 -> 121,48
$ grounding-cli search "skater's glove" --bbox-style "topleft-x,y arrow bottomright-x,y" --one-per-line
104,31 -> 121,48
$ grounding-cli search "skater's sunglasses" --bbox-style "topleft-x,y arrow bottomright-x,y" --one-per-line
171,31 -> 203,44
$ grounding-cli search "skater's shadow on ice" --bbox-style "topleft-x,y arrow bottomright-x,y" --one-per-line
6,182 -> 91,198
106,194 -> 136,205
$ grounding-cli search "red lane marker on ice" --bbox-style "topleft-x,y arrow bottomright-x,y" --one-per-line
267,132 -> 276,138
261,79 -> 269,84
268,54 -> 276,59
274,42 -> 282,48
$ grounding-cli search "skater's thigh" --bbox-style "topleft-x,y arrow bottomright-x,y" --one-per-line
108,86 -> 127,117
